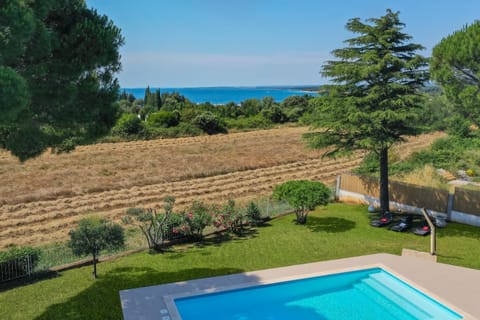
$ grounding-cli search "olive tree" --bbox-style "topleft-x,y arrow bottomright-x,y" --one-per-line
68,216 -> 124,279
123,196 -> 180,252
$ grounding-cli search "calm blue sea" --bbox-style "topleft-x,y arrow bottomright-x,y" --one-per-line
122,86 -> 318,104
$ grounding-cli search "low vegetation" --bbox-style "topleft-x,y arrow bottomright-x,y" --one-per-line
124,197 -> 269,253
273,180 -> 331,224
0,247 -> 40,282
113,92 -> 317,140
356,134 -> 480,188
0,128 -> 441,249
1,203 -> 479,320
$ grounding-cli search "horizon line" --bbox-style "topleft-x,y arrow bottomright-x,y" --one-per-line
120,84 -> 324,89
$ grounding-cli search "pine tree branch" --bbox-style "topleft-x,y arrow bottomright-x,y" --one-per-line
453,64 -> 480,86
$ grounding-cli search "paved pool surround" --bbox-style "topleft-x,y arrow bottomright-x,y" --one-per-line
119,253 -> 480,320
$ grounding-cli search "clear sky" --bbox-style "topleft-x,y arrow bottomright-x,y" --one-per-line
86,0 -> 480,88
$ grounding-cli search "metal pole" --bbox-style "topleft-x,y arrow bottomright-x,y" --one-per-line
421,208 -> 436,256
335,175 -> 342,201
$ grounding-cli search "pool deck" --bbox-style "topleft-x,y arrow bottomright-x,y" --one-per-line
119,253 -> 480,319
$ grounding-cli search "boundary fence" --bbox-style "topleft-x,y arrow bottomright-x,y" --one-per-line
1,198 -> 294,284
337,173 -> 480,226
0,255 -> 35,283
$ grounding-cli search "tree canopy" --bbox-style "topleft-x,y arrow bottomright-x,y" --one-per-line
273,180 -> 331,224
0,0 -> 124,161
69,216 -> 124,279
431,21 -> 480,125
305,9 -> 428,213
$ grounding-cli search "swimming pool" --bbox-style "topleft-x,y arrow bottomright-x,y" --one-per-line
174,268 -> 462,319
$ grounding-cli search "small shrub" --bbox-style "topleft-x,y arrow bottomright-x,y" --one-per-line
261,107 -> 286,123
213,200 -> 246,234
225,115 -> 272,130
111,113 -> 144,137
446,116 -> 472,138
146,110 -> 179,128
245,201 -> 263,226
179,201 -> 213,241
273,180 -> 331,224
192,111 -> 227,134
174,122 -> 203,136
123,196 -> 180,252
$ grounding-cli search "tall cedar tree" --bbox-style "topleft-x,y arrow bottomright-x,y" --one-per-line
306,10 -> 428,213
431,21 -> 480,124
0,0 -> 124,161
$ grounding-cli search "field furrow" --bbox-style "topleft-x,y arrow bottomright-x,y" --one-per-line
0,159 -> 361,234
0,128 -> 444,248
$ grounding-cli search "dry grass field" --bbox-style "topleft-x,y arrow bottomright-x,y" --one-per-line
0,127 -> 444,249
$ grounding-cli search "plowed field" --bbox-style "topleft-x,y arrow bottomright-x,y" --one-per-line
0,127 -> 444,248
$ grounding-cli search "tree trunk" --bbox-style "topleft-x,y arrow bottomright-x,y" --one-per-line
379,147 -> 390,213
296,210 -> 308,224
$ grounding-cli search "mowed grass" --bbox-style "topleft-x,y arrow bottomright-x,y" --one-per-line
1,203 -> 479,320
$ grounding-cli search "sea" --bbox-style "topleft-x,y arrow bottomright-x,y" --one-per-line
122,86 -> 319,105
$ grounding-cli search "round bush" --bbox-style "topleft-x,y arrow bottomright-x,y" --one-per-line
146,111 -> 179,128
111,113 -> 144,137
192,112 -> 227,135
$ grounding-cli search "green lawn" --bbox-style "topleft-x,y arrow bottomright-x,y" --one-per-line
1,203 -> 479,319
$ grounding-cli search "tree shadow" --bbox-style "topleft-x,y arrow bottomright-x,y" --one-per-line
306,216 -> 356,233
162,229 -> 259,261
195,228 -> 259,247
34,266 -> 251,320
0,270 -> 60,293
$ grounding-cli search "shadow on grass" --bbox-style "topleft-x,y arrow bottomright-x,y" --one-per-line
149,229 -> 260,261
195,228 -> 259,248
0,270 -> 60,293
436,223 -> 480,240
306,216 -> 356,233
34,266 -> 250,320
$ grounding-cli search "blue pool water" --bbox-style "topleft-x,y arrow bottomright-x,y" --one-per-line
174,268 -> 463,320
123,86 -> 318,104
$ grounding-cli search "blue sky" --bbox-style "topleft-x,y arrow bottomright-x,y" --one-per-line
86,0 -> 480,88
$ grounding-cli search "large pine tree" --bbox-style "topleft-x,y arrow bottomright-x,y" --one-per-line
431,21 -> 480,125
306,9 -> 429,213
0,0 -> 124,161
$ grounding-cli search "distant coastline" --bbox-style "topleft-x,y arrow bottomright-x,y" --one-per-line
123,86 -> 320,104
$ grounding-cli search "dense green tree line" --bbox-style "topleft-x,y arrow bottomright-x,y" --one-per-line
111,83 -> 454,143
111,90 -> 318,139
